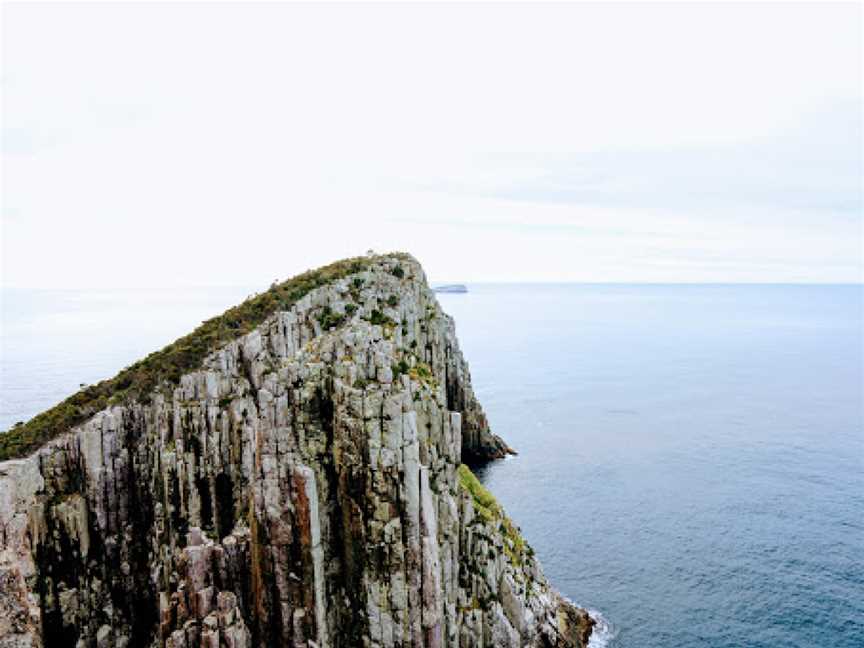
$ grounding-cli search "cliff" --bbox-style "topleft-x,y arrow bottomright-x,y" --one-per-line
0,254 -> 593,648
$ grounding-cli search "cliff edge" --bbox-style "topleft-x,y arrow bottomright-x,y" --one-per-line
0,254 -> 593,648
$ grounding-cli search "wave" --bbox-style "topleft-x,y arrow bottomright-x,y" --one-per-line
586,608 -> 615,648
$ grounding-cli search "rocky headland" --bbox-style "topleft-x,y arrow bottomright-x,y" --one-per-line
0,254 -> 593,648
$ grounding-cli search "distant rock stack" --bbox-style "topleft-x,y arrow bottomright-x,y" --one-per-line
0,254 -> 593,648
433,284 -> 468,294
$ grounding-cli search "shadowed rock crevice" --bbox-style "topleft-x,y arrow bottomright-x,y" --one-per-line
0,254 -> 593,648
214,473 -> 234,541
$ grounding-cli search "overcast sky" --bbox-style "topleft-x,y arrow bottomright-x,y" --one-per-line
2,2 -> 861,287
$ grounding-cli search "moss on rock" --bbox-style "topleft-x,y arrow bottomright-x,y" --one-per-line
457,464 -> 530,566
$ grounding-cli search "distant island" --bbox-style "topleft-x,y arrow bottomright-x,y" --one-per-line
433,283 -> 468,293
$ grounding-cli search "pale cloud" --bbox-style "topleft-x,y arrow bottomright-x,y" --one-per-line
1,2 -> 861,287
412,101 -> 861,213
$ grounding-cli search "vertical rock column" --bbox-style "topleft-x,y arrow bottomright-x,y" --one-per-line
291,465 -> 327,648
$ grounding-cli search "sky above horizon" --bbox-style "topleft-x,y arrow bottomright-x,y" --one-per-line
2,2 -> 862,288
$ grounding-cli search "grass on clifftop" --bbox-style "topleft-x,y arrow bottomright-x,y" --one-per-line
0,253 -> 412,461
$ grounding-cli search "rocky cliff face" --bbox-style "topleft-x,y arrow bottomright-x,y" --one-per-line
0,255 -> 593,648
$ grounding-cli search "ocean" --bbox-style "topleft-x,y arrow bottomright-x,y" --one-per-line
438,284 -> 863,648
2,283 -> 862,647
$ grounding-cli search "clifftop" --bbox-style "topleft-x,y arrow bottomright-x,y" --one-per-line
0,253 -> 592,647
1,253 -> 411,460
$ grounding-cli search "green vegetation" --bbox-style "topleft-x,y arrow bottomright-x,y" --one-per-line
391,265 -> 405,279
353,377 -> 369,390
0,253 -> 412,461
367,309 -> 395,327
457,464 -> 499,522
457,464 -> 528,565
408,362 -> 434,386
316,305 -> 346,331
392,359 -> 410,379
386,294 -> 399,307
349,277 -> 365,301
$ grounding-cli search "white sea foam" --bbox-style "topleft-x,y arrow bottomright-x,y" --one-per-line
586,608 -> 615,648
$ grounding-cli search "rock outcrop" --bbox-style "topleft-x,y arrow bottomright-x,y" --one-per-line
0,254 -> 593,648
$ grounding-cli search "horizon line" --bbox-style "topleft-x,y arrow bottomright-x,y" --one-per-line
2,280 -> 863,292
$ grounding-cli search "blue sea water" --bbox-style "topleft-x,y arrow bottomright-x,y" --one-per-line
2,284 -> 862,647
437,284 -> 863,648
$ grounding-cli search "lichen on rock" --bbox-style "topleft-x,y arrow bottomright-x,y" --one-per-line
0,254 -> 592,647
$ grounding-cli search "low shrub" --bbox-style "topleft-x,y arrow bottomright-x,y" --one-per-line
367,309 -> 395,327
0,253 -> 412,461
317,306 -> 346,331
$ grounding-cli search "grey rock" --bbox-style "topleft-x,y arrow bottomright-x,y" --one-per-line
0,255 -> 592,647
